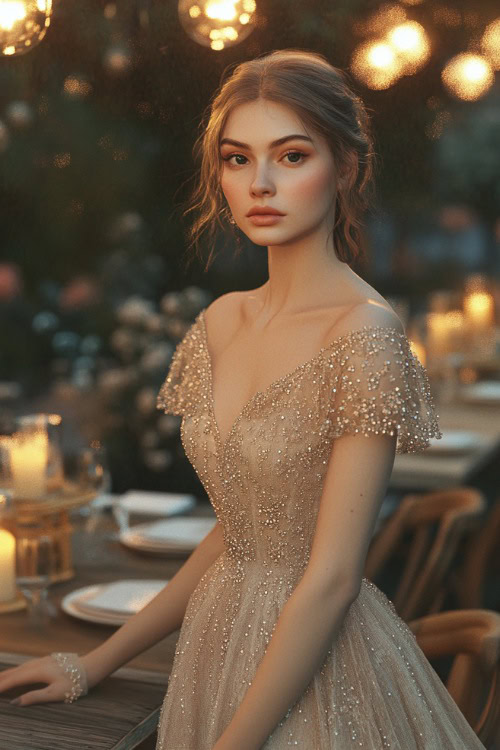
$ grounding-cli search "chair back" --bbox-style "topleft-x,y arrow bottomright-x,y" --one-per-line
365,487 -> 485,620
409,609 -> 500,748
456,496 -> 500,610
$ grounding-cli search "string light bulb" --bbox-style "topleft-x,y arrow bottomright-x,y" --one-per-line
351,39 -> 405,89
387,21 -> 431,74
481,18 -> 500,70
0,0 -> 52,57
442,53 -> 494,101
178,0 -> 256,50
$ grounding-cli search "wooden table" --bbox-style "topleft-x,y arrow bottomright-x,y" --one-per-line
0,503 -> 216,750
391,398 -> 500,491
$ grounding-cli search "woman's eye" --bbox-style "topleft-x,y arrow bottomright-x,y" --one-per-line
222,153 -> 248,166
283,151 -> 306,164
222,151 -> 307,166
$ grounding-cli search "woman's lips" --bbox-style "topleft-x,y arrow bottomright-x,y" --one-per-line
247,214 -> 284,225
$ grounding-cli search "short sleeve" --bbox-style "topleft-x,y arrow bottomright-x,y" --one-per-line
156,312 -> 206,417
327,326 -> 443,454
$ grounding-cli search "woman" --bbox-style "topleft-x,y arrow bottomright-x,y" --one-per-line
0,50 -> 486,750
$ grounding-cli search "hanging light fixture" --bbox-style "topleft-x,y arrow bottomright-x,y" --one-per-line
441,53 -> 494,101
178,0 -> 256,51
0,0 -> 52,57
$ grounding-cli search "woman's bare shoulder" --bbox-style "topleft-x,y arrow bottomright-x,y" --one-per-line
325,298 -> 405,344
203,291 -> 248,347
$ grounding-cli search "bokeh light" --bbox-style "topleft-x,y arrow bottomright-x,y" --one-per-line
441,53 -> 494,101
0,0 -> 52,57
351,39 -> 405,90
178,0 -> 256,50
481,18 -> 500,71
354,4 -> 406,38
387,21 -> 431,74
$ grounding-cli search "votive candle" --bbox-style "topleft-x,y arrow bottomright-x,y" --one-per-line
0,529 -> 16,603
10,429 -> 49,499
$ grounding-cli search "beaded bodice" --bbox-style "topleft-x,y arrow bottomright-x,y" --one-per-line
157,308 -> 442,573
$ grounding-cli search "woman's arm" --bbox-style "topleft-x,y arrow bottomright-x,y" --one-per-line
82,519 -> 225,686
0,519 -> 226,705
212,431 -> 397,750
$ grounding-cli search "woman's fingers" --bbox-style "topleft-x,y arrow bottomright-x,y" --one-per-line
10,684 -> 61,707
0,666 -> 39,693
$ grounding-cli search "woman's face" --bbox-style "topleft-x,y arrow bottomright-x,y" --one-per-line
219,98 -> 338,247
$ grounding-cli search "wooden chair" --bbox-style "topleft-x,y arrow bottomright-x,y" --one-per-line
364,487 -> 486,621
453,496 -> 500,610
409,609 -> 500,749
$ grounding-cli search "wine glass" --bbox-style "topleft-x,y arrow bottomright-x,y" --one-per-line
72,440 -> 112,533
15,526 -> 58,627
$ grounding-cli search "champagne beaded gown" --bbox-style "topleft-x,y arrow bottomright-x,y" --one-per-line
154,308 -> 486,750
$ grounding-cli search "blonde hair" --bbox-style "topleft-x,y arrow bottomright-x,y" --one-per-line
183,48 -> 376,270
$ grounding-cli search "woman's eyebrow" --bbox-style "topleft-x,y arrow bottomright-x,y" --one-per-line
219,134 -> 313,149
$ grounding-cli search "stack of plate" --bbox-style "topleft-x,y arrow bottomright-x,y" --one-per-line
426,429 -> 484,455
61,579 -> 168,626
120,516 -> 218,555
459,381 -> 500,405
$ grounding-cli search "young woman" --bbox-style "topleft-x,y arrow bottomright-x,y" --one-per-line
0,50 -> 486,750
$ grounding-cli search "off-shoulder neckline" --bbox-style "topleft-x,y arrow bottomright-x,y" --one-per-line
197,307 -> 409,451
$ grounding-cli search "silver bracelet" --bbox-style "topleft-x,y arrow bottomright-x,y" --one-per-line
50,652 -> 89,704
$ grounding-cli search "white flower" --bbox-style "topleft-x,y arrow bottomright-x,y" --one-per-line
117,297 -> 154,326
143,449 -> 173,472
140,342 -> 172,373
157,414 -> 181,436
160,292 -> 183,316
136,387 -> 156,415
98,367 -> 136,392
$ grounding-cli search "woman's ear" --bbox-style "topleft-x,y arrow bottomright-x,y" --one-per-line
338,152 -> 358,190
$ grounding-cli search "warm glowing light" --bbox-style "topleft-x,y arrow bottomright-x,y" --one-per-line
351,39 -> 404,89
387,21 -> 430,73
205,0 -> 237,21
0,0 -> 52,56
442,53 -> 494,101
64,75 -> 92,97
355,4 -> 406,37
481,18 -> 500,70
0,2 -> 26,31
179,0 -> 256,49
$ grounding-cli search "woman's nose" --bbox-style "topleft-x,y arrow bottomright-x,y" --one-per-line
250,165 -> 275,197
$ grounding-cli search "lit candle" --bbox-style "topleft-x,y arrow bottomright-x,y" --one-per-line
427,312 -> 451,360
464,291 -> 495,332
409,339 -> 426,368
10,429 -> 49,499
0,528 -> 16,603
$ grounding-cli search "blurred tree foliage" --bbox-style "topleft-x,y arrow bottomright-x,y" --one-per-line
1,0 -> 499,296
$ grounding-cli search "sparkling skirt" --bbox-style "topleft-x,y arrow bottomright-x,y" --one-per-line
155,553 -> 486,749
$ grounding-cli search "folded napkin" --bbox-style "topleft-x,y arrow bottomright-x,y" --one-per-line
74,579 -> 168,617
118,491 -> 196,516
126,517 -> 217,547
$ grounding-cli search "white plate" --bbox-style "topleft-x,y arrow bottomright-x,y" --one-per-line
120,517 -> 217,554
61,584 -> 128,626
426,430 -> 482,455
75,579 -> 168,618
460,381 -> 500,404
117,491 -> 196,517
